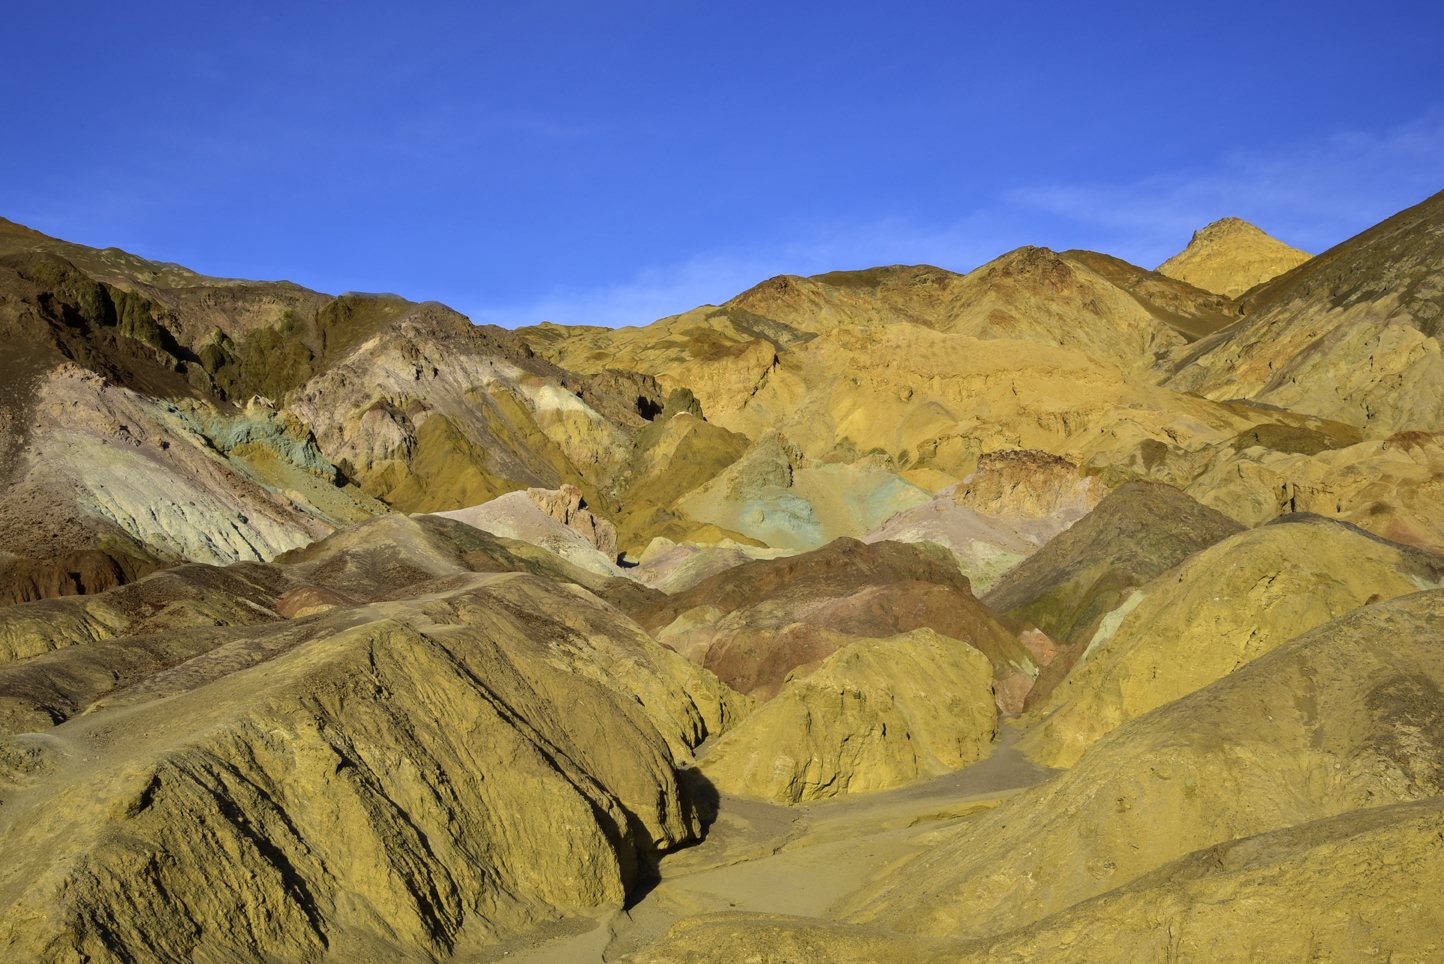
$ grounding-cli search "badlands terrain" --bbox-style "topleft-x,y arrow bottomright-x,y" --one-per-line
0,192 -> 1441,962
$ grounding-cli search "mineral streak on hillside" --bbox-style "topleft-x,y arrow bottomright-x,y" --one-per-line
4,191 -> 1444,963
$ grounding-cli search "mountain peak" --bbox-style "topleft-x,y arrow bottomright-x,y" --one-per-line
1156,217 -> 1311,298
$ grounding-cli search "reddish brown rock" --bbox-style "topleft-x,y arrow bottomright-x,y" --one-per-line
635,538 -> 1037,712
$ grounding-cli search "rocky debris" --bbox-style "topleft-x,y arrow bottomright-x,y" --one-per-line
3,366 -> 384,567
277,512 -> 663,615
1156,216 -> 1313,298
522,484 -> 619,558
980,481 -> 1244,710
575,368 -> 668,430
953,449 -> 1107,542
1022,514 -> 1444,766
636,538 -> 1035,712
699,628 -> 997,803
847,589 -> 1444,941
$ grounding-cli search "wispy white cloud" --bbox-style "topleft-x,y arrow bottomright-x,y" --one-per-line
1012,110 -> 1444,266
471,109 -> 1444,328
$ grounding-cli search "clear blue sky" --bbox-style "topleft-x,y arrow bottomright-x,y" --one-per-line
5,1 -> 1442,327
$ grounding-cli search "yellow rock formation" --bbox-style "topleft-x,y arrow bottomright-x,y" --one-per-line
1166,190 -> 1444,435
847,590 -> 1444,941
699,628 -> 996,803
0,573 -> 745,961
1021,516 -> 1442,767
1156,216 -> 1312,298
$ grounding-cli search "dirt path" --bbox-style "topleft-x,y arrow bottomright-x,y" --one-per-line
472,723 -> 1056,962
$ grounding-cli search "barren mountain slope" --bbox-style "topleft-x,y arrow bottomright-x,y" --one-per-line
517,255 -> 1280,519
0,512 -> 667,736
847,588 -> 1444,940
634,538 -> 1036,709
1167,188 -> 1444,433
1022,514 -> 1444,766
0,220 -> 690,604
0,253 -> 389,600
1155,216 -> 1312,298
0,515 -> 743,964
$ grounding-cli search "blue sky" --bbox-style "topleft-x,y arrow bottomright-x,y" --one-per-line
4,1 -> 1442,327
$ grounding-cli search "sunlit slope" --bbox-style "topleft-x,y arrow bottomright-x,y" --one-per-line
1168,188 -> 1444,433
1156,216 -> 1312,298
848,588 -> 1444,939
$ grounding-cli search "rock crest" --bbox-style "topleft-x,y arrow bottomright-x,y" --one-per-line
1156,216 -> 1312,297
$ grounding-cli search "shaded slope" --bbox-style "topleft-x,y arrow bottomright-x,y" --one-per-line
980,481 -> 1242,639
981,482 -> 1244,711
1061,248 -> 1237,340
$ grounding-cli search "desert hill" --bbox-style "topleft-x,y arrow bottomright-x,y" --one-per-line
0,222 -> 692,606
1167,188 -> 1444,433
1155,216 -> 1313,298
628,588 -> 1444,963
3,191 -> 1444,962
0,513 -> 746,961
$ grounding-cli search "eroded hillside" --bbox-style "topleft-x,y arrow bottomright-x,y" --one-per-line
3,192 -> 1444,963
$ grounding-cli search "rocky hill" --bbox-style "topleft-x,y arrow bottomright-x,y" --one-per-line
3,192 -> 1444,962
1155,216 -> 1313,297
1167,189 -> 1444,433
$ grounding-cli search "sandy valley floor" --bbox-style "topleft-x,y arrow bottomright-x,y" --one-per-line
479,725 -> 1055,963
